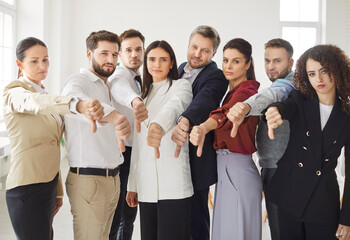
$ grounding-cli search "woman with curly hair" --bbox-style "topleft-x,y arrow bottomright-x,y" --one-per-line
265,44 -> 350,240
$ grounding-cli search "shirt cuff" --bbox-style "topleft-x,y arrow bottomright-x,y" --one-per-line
210,114 -> 227,128
69,97 -> 80,114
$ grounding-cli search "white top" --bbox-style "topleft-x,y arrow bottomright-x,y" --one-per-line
182,63 -> 204,85
108,64 -> 141,146
128,79 -> 194,202
62,68 -> 123,169
319,103 -> 333,130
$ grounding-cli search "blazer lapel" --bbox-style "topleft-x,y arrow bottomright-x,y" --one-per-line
21,79 -> 38,92
322,96 -> 349,153
303,96 -> 322,168
143,80 -> 170,128
178,63 -> 186,78
23,78 -> 62,136
191,61 -> 213,94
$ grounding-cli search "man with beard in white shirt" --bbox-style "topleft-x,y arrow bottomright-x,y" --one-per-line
62,30 -> 131,240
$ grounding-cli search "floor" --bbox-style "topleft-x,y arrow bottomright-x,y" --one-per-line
0,158 -> 272,240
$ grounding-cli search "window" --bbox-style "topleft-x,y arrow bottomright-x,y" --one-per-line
280,0 -> 322,62
0,0 -> 15,126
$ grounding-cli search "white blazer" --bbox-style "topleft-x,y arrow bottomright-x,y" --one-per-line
128,78 -> 193,202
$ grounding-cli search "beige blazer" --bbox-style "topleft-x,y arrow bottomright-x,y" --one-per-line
3,78 -> 72,196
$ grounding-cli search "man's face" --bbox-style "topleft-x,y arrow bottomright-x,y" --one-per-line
119,37 -> 144,73
88,40 -> 118,79
187,33 -> 215,70
264,47 -> 293,81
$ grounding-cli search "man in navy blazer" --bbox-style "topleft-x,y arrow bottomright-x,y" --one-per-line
172,25 -> 228,240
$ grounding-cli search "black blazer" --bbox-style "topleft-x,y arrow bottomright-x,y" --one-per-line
178,61 -> 228,191
266,90 -> 350,226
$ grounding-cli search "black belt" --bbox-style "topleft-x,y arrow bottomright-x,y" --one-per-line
70,166 -> 120,177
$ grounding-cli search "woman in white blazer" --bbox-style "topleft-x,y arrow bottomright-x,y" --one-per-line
126,40 -> 193,240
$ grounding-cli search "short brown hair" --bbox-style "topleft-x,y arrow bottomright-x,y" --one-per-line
119,29 -> 145,46
265,38 -> 293,59
189,25 -> 220,52
86,30 -> 120,51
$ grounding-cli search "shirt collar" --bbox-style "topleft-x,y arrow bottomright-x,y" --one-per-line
285,71 -> 293,79
184,63 -> 204,75
119,63 -> 139,78
21,73 -> 46,93
80,68 -> 105,83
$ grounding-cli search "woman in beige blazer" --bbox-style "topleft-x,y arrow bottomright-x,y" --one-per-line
3,37 -> 102,240
126,40 -> 193,240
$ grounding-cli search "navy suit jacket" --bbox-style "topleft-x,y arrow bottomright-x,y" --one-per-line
266,90 -> 350,226
179,61 -> 228,191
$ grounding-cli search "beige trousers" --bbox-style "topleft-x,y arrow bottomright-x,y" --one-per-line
66,171 -> 120,240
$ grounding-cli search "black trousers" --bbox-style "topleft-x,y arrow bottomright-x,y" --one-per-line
6,173 -> 58,240
261,168 -> 281,240
190,187 -> 210,240
139,197 -> 191,240
279,208 -> 338,240
109,147 -> 137,240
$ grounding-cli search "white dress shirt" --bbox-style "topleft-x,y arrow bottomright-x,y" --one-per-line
62,68 -> 123,169
108,64 -> 142,147
182,63 -> 204,85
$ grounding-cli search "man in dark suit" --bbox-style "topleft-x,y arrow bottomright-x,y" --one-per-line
171,25 -> 228,240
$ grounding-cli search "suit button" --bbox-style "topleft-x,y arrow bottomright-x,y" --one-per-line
333,140 -> 337,144
325,158 -> 330,162
218,119 -> 222,122
51,140 -> 56,145
303,146 -> 307,150
298,163 -> 303,167
316,170 -> 321,176
306,131 -> 310,136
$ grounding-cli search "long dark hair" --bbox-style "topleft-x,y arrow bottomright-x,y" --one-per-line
223,38 -> 256,80
294,44 -> 350,114
16,37 -> 47,78
141,40 -> 179,99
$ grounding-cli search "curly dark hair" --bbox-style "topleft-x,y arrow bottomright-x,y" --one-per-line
294,44 -> 350,114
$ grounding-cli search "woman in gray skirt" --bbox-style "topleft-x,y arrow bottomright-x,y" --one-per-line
190,38 -> 262,240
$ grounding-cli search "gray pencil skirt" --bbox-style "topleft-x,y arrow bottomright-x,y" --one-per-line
212,150 -> 262,240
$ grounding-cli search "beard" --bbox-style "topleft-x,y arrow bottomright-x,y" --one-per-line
188,57 -> 210,70
92,57 -> 115,78
269,67 -> 290,82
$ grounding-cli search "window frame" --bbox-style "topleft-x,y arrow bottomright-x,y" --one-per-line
0,0 -> 16,127
279,0 -> 323,66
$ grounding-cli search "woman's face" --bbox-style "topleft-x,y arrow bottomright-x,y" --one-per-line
16,44 -> 49,85
306,58 -> 335,97
222,48 -> 250,86
147,47 -> 173,82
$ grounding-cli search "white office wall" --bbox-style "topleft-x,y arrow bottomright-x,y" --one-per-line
16,0 -> 349,94
17,0 -> 45,40
324,0 -> 348,49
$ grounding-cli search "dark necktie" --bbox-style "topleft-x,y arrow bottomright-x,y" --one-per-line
134,75 -> 142,88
